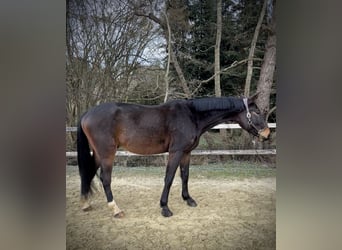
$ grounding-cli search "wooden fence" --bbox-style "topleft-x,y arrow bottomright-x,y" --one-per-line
66,123 -> 276,157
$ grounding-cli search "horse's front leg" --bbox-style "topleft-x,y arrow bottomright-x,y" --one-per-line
160,151 -> 183,217
180,153 -> 197,207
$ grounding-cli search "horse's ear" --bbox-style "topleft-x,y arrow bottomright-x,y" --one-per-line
248,92 -> 260,104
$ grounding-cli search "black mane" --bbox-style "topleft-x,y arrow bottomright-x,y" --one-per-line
188,97 -> 245,112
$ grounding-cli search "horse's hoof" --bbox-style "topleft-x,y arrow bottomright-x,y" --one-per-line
161,207 -> 173,217
114,211 -> 125,218
186,198 -> 197,207
82,204 -> 92,211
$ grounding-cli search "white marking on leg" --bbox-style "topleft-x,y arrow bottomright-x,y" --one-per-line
108,200 -> 123,216
81,197 -> 91,211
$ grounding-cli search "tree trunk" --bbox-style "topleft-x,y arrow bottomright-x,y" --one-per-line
256,0 -> 276,113
244,0 -> 267,97
164,12 -> 171,103
256,33 -> 276,113
215,0 -> 226,138
254,0 -> 276,154
214,0 -> 222,98
170,50 -> 191,98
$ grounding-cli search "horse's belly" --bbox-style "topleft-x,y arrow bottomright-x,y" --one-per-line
123,143 -> 167,155
119,136 -> 169,155
124,145 -> 166,155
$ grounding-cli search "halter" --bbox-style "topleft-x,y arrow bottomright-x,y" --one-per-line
243,98 -> 264,135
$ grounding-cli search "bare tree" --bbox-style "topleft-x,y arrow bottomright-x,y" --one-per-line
66,0 -> 164,150
251,0 -> 276,154
66,0 -> 158,126
132,0 -> 191,98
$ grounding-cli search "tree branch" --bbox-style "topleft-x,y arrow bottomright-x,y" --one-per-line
266,105 -> 276,121
190,58 -> 262,96
133,10 -> 166,30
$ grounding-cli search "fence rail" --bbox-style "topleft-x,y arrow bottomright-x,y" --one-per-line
66,123 -> 276,132
66,123 -> 276,157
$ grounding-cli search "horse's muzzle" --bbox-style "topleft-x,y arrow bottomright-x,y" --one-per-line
259,127 -> 270,141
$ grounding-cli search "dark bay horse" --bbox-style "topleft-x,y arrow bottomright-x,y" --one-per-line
77,93 -> 270,218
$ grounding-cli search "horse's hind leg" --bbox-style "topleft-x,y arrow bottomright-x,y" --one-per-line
99,157 -> 124,218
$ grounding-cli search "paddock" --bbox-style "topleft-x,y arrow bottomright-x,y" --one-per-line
66,163 -> 275,250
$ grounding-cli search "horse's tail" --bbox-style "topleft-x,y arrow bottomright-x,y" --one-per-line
77,120 -> 97,198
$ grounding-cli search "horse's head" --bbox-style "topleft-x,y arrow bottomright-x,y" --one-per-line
237,93 -> 270,141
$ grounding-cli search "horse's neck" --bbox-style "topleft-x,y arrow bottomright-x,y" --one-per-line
196,110 -> 237,135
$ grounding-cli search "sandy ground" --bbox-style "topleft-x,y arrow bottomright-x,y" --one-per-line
66,166 -> 275,250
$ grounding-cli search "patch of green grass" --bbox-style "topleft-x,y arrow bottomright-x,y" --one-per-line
189,162 -> 276,179
111,161 -> 275,179
113,165 -> 164,178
